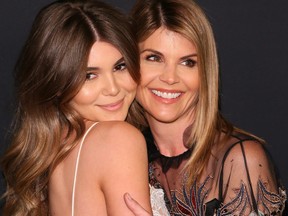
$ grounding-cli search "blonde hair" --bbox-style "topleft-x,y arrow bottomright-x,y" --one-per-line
1,0 -> 139,215
130,0 -> 235,183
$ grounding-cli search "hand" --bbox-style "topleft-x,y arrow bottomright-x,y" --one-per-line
124,193 -> 152,216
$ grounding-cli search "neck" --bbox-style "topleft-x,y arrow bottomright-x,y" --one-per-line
147,117 -> 193,157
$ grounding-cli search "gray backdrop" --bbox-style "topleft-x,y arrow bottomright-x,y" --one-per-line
0,0 -> 287,208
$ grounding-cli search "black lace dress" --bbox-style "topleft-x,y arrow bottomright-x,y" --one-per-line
144,129 -> 287,216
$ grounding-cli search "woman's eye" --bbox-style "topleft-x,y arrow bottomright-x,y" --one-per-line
181,59 -> 196,67
146,54 -> 162,62
113,62 -> 127,72
86,72 -> 98,80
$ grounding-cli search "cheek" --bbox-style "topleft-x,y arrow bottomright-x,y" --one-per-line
128,79 -> 138,92
139,74 -> 156,90
190,78 -> 200,92
117,73 -> 138,92
125,81 -> 137,101
122,79 -> 137,94
140,63 -> 162,84
70,86 -> 97,106
183,71 -> 200,92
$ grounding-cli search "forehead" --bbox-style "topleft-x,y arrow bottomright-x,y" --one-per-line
88,41 -> 122,67
139,27 -> 197,55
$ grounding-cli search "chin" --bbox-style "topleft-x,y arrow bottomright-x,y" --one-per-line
157,118 -> 177,123
149,113 -> 178,123
103,114 -> 128,122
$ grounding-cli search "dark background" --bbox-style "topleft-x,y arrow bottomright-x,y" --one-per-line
0,0 -> 287,208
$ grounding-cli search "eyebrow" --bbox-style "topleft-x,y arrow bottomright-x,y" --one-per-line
179,54 -> 197,61
86,66 -> 99,72
141,49 -> 197,60
114,57 -> 125,66
86,57 -> 125,72
140,49 -> 163,57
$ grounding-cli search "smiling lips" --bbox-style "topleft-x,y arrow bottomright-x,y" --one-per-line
99,99 -> 124,111
151,89 -> 182,99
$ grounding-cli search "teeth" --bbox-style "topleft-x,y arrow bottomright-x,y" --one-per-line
151,90 -> 181,99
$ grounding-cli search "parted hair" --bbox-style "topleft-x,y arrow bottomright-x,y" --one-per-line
129,0 -> 235,183
1,0 -> 139,215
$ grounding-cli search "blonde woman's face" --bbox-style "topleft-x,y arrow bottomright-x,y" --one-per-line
137,27 -> 199,124
69,41 -> 137,122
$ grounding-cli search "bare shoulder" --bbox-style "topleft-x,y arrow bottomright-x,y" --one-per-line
225,139 -> 269,167
78,121 -> 147,175
222,138 -> 279,190
66,122 -> 150,215
95,121 -> 144,138
88,121 -> 146,149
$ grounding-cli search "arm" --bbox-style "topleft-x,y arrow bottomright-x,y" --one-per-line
76,121 -> 152,215
98,121 -> 152,215
219,140 -> 286,215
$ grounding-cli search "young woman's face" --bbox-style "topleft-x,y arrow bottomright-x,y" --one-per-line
69,41 -> 137,122
137,27 -> 199,124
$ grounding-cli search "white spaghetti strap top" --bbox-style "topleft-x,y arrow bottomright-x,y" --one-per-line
71,122 -> 98,216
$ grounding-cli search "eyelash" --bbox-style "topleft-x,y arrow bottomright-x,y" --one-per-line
86,73 -> 97,80
145,54 -> 197,68
145,54 -> 162,62
85,62 -> 127,81
113,62 -> 127,72
181,59 -> 197,67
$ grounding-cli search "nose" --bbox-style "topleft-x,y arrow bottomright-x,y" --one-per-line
159,64 -> 180,85
102,74 -> 120,96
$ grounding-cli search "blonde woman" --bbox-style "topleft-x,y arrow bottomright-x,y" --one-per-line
125,0 -> 286,215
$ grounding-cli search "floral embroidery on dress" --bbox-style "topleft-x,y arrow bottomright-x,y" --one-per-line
149,164 -> 286,216
215,180 -> 286,216
256,180 -> 286,215
146,130 -> 287,215
216,182 -> 252,215
170,175 -> 212,216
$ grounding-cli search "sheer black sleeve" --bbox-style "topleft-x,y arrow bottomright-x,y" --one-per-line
218,138 -> 286,215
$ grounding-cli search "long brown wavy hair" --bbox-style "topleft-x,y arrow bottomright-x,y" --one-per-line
130,0 -> 263,184
1,0 -> 139,215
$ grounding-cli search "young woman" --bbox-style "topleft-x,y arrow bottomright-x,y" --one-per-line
125,0 -> 287,215
1,0 -> 151,215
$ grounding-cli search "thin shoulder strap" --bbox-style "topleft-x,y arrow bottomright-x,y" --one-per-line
239,142 -> 259,213
218,140 -> 259,214
71,122 -> 98,216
